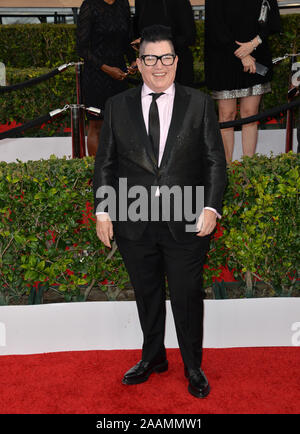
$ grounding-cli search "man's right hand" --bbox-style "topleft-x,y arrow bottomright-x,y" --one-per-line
96,214 -> 114,248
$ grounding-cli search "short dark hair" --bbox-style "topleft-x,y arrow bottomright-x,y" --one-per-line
139,25 -> 175,55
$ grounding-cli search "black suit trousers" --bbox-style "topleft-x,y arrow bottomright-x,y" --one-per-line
115,221 -> 211,369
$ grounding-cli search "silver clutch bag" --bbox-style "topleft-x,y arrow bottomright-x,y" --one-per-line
258,0 -> 270,25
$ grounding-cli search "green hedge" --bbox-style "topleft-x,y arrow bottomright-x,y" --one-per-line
211,152 -> 300,298
0,68 -> 76,136
0,16 -> 299,136
0,24 -> 77,69
0,153 -> 299,305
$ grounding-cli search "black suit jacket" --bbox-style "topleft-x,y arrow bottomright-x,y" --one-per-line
93,83 -> 227,242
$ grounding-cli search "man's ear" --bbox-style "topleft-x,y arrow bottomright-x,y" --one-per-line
136,57 -> 142,74
175,55 -> 179,69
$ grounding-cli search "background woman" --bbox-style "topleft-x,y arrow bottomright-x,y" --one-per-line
205,0 -> 281,163
77,0 -> 136,156
133,0 -> 196,86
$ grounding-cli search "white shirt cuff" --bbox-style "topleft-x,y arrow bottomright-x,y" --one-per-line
96,209 -> 221,219
204,207 -> 221,219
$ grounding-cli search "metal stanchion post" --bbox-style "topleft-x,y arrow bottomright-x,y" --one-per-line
71,104 -> 85,158
72,8 -> 78,25
297,121 -> 300,153
0,62 -> 6,86
75,62 -> 86,157
79,104 -> 86,158
285,54 -> 297,153
75,62 -> 84,105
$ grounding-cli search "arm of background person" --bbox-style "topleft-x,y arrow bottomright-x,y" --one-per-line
123,0 -> 137,67
258,0 -> 281,40
76,0 -> 105,69
173,0 -> 196,49
132,0 -> 142,39
204,0 -> 238,52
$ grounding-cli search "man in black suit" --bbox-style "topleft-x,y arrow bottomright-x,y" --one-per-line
93,25 -> 226,398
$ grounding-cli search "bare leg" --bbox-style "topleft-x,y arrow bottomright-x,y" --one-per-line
240,95 -> 262,157
87,119 -> 103,157
218,98 -> 237,163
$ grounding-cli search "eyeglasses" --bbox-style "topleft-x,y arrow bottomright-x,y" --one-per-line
140,53 -> 176,66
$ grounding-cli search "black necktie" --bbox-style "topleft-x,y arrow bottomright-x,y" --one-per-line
148,92 -> 164,163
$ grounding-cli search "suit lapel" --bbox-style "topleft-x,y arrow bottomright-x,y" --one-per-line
159,83 -> 191,169
126,83 -> 191,173
126,85 -> 158,172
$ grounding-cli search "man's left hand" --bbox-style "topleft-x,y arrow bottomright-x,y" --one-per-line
196,209 -> 217,237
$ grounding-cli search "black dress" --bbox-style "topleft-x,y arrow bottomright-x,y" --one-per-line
133,0 -> 196,86
77,0 -> 135,119
204,0 -> 281,95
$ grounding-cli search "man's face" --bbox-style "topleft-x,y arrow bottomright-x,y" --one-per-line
137,40 -> 178,92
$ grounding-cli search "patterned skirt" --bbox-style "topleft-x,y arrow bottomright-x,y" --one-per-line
211,82 -> 271,100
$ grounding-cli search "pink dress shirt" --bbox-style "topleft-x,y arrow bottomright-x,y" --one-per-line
141,83 -> 220,219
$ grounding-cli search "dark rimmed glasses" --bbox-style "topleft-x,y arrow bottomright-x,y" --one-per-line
140,53 -> 176,67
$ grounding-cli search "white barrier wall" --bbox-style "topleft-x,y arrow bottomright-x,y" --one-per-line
0,298 -> 299,356
0,130 -> 298,163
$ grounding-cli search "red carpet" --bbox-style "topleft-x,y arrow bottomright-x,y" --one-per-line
0,348 -> 299,414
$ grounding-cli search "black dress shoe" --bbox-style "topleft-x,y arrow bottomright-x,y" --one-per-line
184,366 -> 210,398
122,359 -> 168,385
